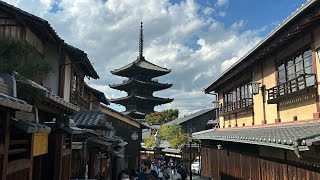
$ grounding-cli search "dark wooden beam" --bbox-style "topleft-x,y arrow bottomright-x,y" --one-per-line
62,149 -> 72,157
1,111 -> 10,180
29,134 -> 34,180
53,134 -> 63,180
6,159 -> 30,175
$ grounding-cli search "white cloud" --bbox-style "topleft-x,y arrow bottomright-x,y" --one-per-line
215,0 -> 229,7
4,0 -> 263,116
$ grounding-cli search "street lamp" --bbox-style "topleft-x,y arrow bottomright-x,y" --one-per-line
188,135 -> 193,180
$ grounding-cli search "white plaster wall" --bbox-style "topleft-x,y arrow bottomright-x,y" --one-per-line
63,56 -> 72,102
42,44 -> 59,95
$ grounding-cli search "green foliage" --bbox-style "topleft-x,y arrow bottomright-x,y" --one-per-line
144,134 -> 155,148
0,40 -> 55,83
145,109 -> 179,125
159,124 -> 188,149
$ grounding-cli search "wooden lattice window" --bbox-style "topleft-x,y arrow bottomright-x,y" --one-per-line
277,47 -> 313,95
71,70 -> 84,97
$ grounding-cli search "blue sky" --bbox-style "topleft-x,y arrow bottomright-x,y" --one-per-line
4,0 -> 309,116
221,0 -> 306,34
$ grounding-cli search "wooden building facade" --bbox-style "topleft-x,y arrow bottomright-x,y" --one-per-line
100,105 -> 147,177
195,1 -> 320,179
0,1 -> 105,180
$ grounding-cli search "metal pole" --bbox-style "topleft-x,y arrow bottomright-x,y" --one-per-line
189,142 -> 192,180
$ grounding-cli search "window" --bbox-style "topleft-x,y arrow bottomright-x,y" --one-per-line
277,48 -> 314,92
267,47 -> 315,103
71,71 -> 84,97
222,83 -> 253,113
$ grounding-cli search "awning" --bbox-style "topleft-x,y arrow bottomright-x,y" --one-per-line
162,148 -> 181,154
117,141 -> 128,147
0,92 -> 32,112
88,137 -> 112,148
11,118 -> 51,133
165,153 -> 181,158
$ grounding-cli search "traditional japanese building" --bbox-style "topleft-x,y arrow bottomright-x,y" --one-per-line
194,0 -> 320,179
110,22 -> 173,119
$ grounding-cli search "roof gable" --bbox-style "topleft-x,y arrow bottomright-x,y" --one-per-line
100,104 -> 148,129
166,108 -> 214,125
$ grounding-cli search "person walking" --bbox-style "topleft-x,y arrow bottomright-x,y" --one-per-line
168,158 -> 176,179
118,170 -> 130,180
138,160 -> 159,180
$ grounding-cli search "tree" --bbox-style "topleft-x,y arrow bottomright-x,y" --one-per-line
145,109 -> 179,125
143,124 -> 188,149
0,40 -> 55,83
0,39 -> 55,103
160,124 -> 188,149
144,134 -> 155,149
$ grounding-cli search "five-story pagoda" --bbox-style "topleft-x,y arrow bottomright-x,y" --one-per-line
110,22 -> 173,119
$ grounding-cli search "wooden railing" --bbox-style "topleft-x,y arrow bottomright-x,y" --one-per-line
70,91 -> 89,110
267,73 -> 316,103
219,98 -> 253,115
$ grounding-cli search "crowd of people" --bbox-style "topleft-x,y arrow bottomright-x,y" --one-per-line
118,158 -> 187,180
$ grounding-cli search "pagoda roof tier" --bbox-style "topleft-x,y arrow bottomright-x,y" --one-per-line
111,57 -> 171,78
110,78 -> 172,92
122,110 -> 148,119
109,95 -> 173,106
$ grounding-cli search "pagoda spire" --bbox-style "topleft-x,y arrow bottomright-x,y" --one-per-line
139,22 -> 143,58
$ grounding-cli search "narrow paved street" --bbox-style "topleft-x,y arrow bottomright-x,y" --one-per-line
188,174 -> 211,180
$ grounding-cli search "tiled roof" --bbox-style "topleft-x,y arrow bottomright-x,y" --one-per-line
84,84 -> 109,105
71,109 -> 113,130
110,78 -> 172,92
166,108 -> 214,125
193,121 -> 320,151
11,118 -> 51,133
0,92 -> 32,112
64,44 -> 99,79
110,94 -> 173,106
14,73 -> 79,112
100,104 -> 149,129
111,57 -> 171,76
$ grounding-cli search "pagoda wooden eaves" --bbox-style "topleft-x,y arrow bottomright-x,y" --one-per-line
109,94 -> 173,106
109,78 -> 172,92
111,57 -> 171,78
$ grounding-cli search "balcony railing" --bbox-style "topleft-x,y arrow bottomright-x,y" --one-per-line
267,73 -> 317,104
219,98 -> 253,115
70,91 -> 89,109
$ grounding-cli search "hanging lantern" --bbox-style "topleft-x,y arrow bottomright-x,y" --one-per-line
249,82 -> 261,95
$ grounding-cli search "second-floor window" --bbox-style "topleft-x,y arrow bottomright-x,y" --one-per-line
277,47 -> 314,95
71,71 -> 84,97
222,83 -> 253,112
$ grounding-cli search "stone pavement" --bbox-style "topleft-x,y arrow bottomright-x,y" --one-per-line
188,174 -> 211,180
